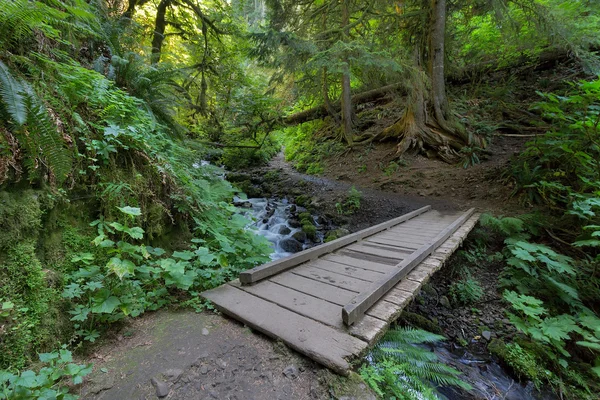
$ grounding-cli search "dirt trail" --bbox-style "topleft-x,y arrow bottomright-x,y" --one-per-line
80,310 -> 375,400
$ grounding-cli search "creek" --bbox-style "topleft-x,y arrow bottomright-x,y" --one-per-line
236,196 -> 325,260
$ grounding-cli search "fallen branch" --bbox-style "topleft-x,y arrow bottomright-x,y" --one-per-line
284,82 -> 406,125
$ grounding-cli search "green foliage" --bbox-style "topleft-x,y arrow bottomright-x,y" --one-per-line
361,328 -> 471,399
448,276 -> 484,306
335,186 -> 362,216
0,348 -> 91,400
481,213 -> 600,396
62,205 -> 271,343
281,122 -> 345,175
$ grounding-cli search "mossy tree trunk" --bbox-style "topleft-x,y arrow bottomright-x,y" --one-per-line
382,0 -> 485,162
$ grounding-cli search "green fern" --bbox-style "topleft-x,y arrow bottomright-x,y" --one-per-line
0,61 -> 71,182
361,328 -> 472,399
0,61 -> 27,125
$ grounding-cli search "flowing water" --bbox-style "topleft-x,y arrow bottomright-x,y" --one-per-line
236,197 -> 323,260
433,345 -> 557,400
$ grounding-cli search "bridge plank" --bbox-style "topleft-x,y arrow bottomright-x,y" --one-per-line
345,244 -> 408,260
270,272 -> 357,304
321,254 -> 396,274
364,238 -> 420,250
292,265 -> 372,292
355,241 -> 414,254
201,283 -> 367,375
312,259 -> 386,282
338,249 -> 400,265
231,280 -> 385,342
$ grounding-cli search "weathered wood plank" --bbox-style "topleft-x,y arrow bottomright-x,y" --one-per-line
312,259 -> 385,282
201,284 -> 367,374
338,249 -> 400,266
292,265 -> 372,292
342,208 -> 476,325
231,280 -> 384,342
239,206 -> 431,284
355,241 -> 415,254
269,272 -> 357,304
364,238 -> 421,251
322,254 -> 396,274
345,243 -> 407,260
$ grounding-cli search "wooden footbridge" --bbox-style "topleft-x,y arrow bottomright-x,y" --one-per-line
202,206 -> 479,374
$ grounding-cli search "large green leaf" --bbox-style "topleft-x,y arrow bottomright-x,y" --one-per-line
106,257 -> 135,279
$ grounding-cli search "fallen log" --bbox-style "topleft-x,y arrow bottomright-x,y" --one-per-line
284,82 -> 405,125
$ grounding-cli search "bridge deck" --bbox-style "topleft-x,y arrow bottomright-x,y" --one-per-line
202,207 -> 480,374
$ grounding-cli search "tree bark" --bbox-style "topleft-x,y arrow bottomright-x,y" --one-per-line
151,0 -> 171,64
340,0 -> 353,144
428,0 -> 450,132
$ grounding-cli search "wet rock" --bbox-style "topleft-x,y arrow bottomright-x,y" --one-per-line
278,226 -> 292,235
283,365 -> 299,379
292,231 -> 307,242
88,374 -> 115,394
164,368 -> 183,383
482,331 -> 492,341
280,238 -> 303,253
288,218 -> 301,228
150,377 -> 170,398
439,296 -> 451,308
233,201 -> 252,208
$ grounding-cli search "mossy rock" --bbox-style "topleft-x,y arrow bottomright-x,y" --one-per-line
488,338 -> 508,360
295,195 -> 310,207
400,312 -> 444,335
302,224 -> 318,241
298,212 -> 313,222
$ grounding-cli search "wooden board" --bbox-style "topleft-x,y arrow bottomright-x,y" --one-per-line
202,283 -> 368,375
322,254 -> 396,274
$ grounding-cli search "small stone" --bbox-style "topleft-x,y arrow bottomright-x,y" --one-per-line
164,368 -> 183,383
216,359 -> 227,369
283,365 -> 299,379
202,328 -> 209,336
439,296 -> 451,308
279,226 -> 292,235
150,377 -> 170,398
482,330 -> 492,341
200,365 -> 209,375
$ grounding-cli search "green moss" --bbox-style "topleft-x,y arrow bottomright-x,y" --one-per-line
400,312 -> 444,335
295,195 -> 310,207
0,240 -> 60,369
302,224 -> 317,241
0,190 -> 42,248
488,339 -> 553,389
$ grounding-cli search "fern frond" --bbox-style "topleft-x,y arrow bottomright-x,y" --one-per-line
0,61 -> 27,125
22,84 -> 71,182
382,327 -> 446,345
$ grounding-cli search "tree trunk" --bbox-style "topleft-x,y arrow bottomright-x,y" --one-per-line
340,0 -> 353,144
151,0 -> 170,64
382,0 -> 485,162
428,0 -> 451,132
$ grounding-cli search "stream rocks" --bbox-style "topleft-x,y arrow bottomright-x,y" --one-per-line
150,377 -> 170,398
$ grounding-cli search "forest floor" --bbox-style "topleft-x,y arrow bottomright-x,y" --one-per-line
80,136 -> 535,400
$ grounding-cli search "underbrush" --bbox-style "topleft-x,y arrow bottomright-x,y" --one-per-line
280,121 -> 345,175
0,0 -> 272,383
